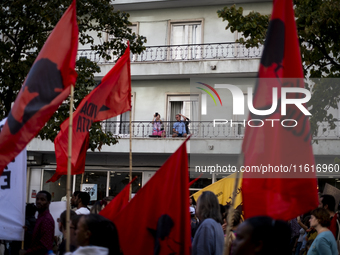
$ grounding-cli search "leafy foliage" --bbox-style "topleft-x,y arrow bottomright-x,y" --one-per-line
217,0 -> 340,137
0,0 -> 146,150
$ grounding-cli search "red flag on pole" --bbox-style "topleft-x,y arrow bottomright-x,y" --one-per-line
0,0 -> 78,175
99,176 -> 137,221
112,140 -> 191,255
241,0 -> 319,220
47,44 -> 131,182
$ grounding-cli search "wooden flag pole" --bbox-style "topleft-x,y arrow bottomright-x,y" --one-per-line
66,85 -> 74,252
223,154 -> 243,255
129,109 -> 132,201
81,172 -> 84,185
223,172 -> 240,255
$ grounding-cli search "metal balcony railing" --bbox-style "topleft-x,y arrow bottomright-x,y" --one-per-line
102,120 -> 340,139
77,42 -> 263,63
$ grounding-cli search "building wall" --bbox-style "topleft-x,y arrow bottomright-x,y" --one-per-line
128,4 -> 272,45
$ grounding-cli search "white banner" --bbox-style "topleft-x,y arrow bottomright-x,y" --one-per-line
49,201 -> 67,236
0,118 -> 27,241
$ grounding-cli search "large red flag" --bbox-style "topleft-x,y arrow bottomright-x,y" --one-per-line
113,140 -> 191,255
0,0 -> 78,175
99,176 -> 137,222
241,0 -> 319,220
47,44 -> 131,182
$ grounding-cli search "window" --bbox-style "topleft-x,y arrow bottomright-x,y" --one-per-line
167,94 -> 199,135
107,23 -> 139,62
170,22 -> 201,45
232,92 -> 248,136
104,93 -> 135,136
76,171 -> 108,204
109,172 -> 142,196
169,20 -> 203,60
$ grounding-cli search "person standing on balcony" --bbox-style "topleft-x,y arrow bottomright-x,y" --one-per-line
179,113 -> 190,135
172,114 -> 187,137
152,113 -> 165,137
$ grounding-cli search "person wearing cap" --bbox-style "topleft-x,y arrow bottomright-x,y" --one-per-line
190,206 -> 199,239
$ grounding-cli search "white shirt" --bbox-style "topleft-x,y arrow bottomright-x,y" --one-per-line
75,207 -> 90,215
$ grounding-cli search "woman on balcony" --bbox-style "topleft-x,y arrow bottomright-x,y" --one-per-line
152,113 -> 165,137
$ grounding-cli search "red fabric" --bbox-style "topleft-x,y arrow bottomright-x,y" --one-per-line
189,173 -> 203,187
113,140 -> 191,255
241,0 -> 319,220
48,45 -> 131,182
99,176 -> 137,221
0,0 -> 78,175
329,213 -> 338,239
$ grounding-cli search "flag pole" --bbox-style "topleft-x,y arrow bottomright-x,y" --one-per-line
129,109 -> 132,201
81,172 -> 84,186
223,154 -> 242,255
66,85 -> 74,252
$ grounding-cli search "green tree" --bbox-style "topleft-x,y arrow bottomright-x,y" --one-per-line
217,0 -> 340,137
0,0 -> 146,151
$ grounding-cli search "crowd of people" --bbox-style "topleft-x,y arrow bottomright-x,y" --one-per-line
1,189 -> 340,255
189,192 -> 340,255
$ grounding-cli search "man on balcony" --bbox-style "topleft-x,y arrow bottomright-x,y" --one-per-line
172,114 -> 187,137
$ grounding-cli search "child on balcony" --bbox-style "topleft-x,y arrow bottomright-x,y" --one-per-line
152,113 -> 165,137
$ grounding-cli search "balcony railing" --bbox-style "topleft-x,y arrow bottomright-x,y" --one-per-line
102,120 -> 340,139
77,42 -> 263,64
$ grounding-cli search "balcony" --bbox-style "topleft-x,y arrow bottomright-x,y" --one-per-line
27,120 -> 340,156
77,42 -> 263,64
103,120 -> 340,140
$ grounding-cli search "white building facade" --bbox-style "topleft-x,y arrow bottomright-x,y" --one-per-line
26,0 -> 340,203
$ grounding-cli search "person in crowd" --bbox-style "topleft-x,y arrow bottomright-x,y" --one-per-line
20,191 -> 55,255
192,191 -> 224,255
296,215 -> 311,255
223,209 -> 243,254
231,216 -> 291,255
189,196 -> 196,209
65,214 -> 121,255
319,194 -> 339,239
24,203 -> 37,250
307,208 -> 337,255
172,114 -> 187,137
69,215 -> 82,249
90,200 -> 103,214
293,217 -> 306,255
9,203 -> 38,254
57,210 -> 77,255
75,192 -> 90,215
71,191 -> 81,210
219,204 -> 226,221
190,207 -> 199,239
102,196 -> 114,205
90,196 -> 115,214
152,112 -> 165,137
290,217 -> 302,253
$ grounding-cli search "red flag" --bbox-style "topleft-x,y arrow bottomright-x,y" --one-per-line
99,176 -> 137,221
0,0 -> 78,175
47,44 -> 131,182
241,0 -> 319,220
189,173 -> 203,187
112,140 -> 191,255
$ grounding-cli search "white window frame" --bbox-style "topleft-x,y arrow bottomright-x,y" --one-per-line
104,92 -> 135,136
167,19 -> 204,60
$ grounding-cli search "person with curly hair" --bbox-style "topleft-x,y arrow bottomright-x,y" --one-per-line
307,208 -> 337,255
